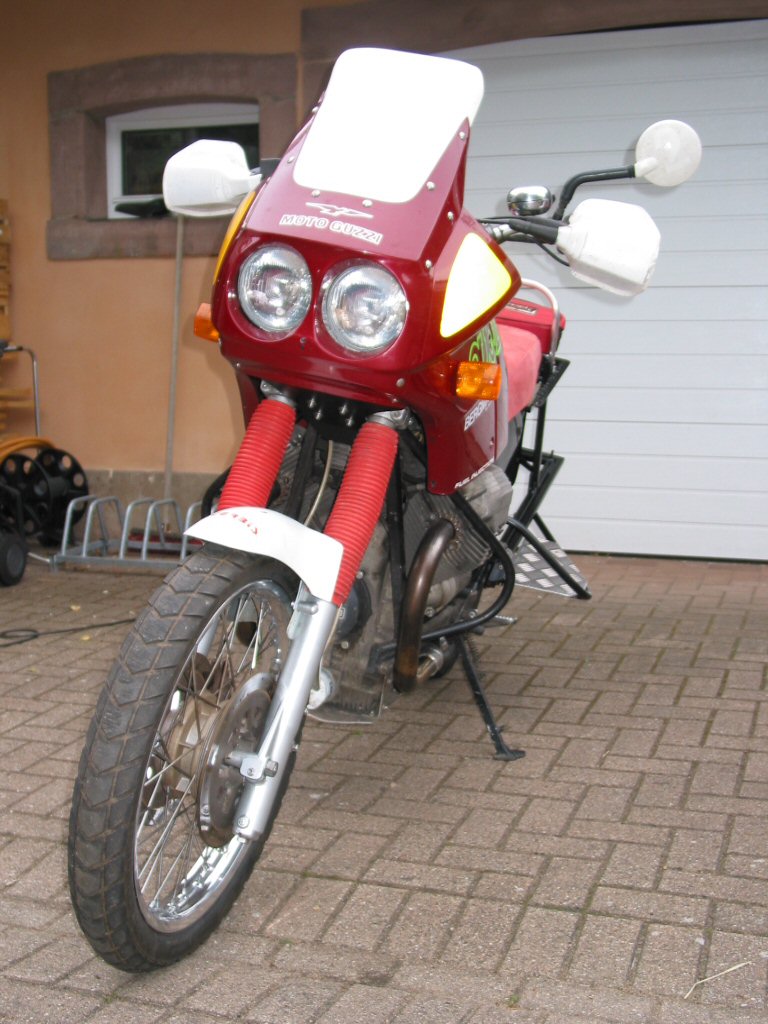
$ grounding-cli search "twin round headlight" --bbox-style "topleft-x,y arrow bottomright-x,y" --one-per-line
237,245 -> 408,354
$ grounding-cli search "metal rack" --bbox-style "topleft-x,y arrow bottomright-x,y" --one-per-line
53,495 -> 202,571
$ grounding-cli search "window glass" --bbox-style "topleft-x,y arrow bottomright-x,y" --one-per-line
106,103 -> 259,217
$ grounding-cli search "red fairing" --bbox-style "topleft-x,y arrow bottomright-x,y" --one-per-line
212,115 -> 521,495
497,298 -> 566,357
498,324 -> 542,418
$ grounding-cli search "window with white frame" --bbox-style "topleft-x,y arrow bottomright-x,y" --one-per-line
105,103 -> 260,218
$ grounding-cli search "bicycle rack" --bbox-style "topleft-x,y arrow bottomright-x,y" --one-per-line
53,494 -> 203,571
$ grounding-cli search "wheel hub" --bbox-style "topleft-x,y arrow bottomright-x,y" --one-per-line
196,676 -> 271,847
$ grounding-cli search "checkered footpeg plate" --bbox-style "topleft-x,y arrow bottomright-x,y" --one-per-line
512,539 -> 590,598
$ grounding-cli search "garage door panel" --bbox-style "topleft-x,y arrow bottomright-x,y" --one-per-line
547,321 -> 766,356
563,354 -> 766,392
451,21 -> 767,558
540,518 -> 767,561
480,75 -> 768,121
555,453 -> 768,492
508,249 -> 767,289
537,421 -> 768,458
462,36 -> 768,91
469,109 -> 766,159
544,483 -> 764,528
550,387 -> 765,426
553,287 -> 766,324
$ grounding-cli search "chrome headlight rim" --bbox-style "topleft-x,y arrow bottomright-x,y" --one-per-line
237,243 -> 313,339
320,260 -> 408,356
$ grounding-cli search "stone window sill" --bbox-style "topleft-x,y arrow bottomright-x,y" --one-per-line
46,215 -> 230,261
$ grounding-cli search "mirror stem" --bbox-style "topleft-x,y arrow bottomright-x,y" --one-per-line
553,165 -> 634,220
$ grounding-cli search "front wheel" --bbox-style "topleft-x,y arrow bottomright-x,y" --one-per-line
68,546 -> 297,971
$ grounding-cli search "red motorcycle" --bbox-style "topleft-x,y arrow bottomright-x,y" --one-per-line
68,47 -> 701,970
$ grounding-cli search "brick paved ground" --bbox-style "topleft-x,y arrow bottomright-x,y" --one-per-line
0,554 -> 766,1023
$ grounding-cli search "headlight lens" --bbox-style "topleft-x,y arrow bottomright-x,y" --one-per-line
238,245 -> 312,335
322,263 -> 407,354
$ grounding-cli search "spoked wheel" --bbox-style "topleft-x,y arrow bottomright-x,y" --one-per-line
68,545 -> 296,971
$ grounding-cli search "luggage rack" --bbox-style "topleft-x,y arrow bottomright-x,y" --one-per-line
53,495 -> 203,571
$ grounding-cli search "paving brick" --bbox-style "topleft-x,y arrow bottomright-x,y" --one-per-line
1,556 -> 767,1021
322,883 -> 406,950
0,979 -> 102,1023
568,915 -> 643,987
308,831 -> 391,880
521,977 -> 654,1022
532,855 -> 603,909
390,962 -> 511,1006
501,906 -> 579,979
246,977 -> 346,1023
665,829 -> 724,873
602,843 -> 665,889
576,785 -> 634,821
4,936 -> 93,983
661,869 -> 768,907
264,877 -> 353,942
179,964 -> 277,1017
697,932 -> 768,1010
381,891 -> 464,960
515,797 -> 573,836
364,859 -> 476,897
439,897 -> 517,971
390,994 -> 477,1023
590,887 -> 709,926
632,924 -> 704,999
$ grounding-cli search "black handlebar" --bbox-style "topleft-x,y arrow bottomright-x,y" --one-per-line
481,218 -> 560,245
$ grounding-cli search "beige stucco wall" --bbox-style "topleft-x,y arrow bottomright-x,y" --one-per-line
1,0 -> 763,491
0,0 -> 350,479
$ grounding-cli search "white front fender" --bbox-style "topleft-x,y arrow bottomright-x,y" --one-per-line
186,507 -> 343,603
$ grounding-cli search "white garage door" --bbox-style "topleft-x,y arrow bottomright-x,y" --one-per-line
447,20 -> 768,560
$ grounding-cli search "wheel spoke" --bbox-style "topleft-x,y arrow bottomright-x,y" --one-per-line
138,778 -> 197,893
153,804 -> 202,908
131,569 -> 294,931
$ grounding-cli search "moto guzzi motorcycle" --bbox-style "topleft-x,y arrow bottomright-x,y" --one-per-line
68,47 -> 701,970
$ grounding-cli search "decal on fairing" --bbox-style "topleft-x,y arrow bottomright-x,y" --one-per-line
468,320 -> 502,364
505,299 -> 539,317
305,202 -> 374,220
454,457 -> 493,489
278,213 -> 383,246
464,399 -> 493,431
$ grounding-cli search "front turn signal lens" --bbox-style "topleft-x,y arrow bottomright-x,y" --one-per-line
455,361 -> 502,400
194,303 -> 220,342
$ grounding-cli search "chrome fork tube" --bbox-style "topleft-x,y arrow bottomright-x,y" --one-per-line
233,594 -> 339,842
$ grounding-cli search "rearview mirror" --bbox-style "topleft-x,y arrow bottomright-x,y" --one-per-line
162,140 -> 262,217
633,120 -> 702,187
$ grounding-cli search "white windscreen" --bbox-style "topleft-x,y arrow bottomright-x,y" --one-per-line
293,48 -> 484,204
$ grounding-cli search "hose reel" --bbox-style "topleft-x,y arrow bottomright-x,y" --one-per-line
0,445 -> 88,542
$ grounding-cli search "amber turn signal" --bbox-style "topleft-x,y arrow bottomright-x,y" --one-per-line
194,303 -> 220,342
455,361 -> 502,400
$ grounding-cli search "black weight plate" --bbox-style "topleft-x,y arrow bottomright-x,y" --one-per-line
34,448 -> 89,535
0,454 -> 50,536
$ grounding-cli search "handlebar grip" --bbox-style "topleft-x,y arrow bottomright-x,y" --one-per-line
485,220 -> 560,245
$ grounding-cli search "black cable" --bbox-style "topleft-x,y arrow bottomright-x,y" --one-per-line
0,617 -> 135,649
535,241 -> 570,267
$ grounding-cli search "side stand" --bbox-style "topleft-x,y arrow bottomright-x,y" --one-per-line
458,635 -> 525,762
